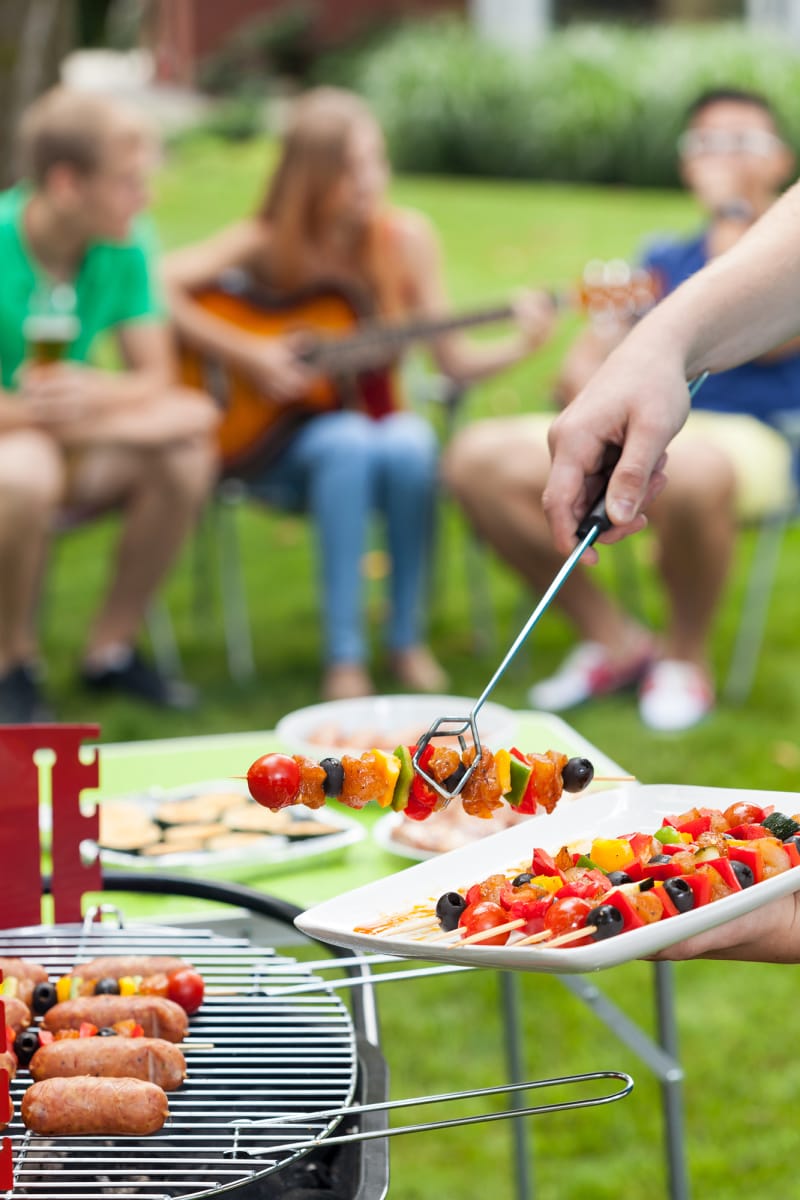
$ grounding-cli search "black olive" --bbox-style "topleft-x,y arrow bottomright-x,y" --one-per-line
31,981 -> 57,1015
561,757 -> 595,793
785,835 -> 800,851
638,877 -> 655,892
435,891 -> 467,931
319,757 -> 344,798
664,877 -> 695,913
97,1026 -> 118,1037
730,859 -> 755,889
94,977 -> 120,995
442,763 -> 467,793
607,871 -> 633,887
586,904 -> 625,941
512,872 -> 533,887
649,854 -> 671,864
14,1027 -> 40,1066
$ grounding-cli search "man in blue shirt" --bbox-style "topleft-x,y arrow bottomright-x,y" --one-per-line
444,87 -> 798,731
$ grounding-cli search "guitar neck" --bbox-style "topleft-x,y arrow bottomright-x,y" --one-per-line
309,303 -> 515,372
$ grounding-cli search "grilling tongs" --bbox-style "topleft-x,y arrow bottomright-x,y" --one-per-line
414,376 -> 708,805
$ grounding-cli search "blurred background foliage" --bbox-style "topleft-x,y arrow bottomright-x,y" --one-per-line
192,15 -> 800,187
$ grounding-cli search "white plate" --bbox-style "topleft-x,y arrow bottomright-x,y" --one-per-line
275,693 -> 519,758
373,808 -> 539,862
296,783 -> 800,973
92,779 -> 365,879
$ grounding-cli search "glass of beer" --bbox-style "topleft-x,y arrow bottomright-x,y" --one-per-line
23,283 -> 80,365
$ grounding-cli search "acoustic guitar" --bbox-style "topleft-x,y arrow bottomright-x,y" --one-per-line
178,264 -> 658,475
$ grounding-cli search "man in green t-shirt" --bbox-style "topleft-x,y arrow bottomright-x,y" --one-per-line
0,87 -> 218,722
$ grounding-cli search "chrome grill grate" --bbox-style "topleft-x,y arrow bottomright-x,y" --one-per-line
2,916 -> 359,1199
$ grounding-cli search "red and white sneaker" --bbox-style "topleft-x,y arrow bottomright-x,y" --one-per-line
638,660 -> 714,732
527,641 -> 654,712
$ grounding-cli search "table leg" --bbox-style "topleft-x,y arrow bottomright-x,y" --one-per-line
499,971 -> 535,1200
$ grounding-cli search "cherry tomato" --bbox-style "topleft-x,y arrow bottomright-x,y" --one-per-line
458,901 -> 510,946
723,801 -> 766,828
544,896 -> 593,941
247,754 -> 301,811
167,968 -> 205,1014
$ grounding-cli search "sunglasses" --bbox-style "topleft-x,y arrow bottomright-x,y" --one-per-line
677,128 -> 786,158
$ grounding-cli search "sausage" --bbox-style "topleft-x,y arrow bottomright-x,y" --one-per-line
22,1076 -> 169,1136
43,996 -> 188,1042
69,956 -> 189,981
0,958 -> 47,985
0,1050 -> 16,1082
2,996 -> 31,1034
0,958 -> 47,1007
29,1036 -> 186,1091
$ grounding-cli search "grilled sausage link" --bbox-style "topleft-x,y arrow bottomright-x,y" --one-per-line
0,957 -> 47,984
43,996 -> 188,1042
0,1050 -> 16,1082
30,1036 -> 186,1091
69,955 -> 189,981
0,958 -> 47,1006
2,996 -> 31,1034
22,1076 -> 169,1136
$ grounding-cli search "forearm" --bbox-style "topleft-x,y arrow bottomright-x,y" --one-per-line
637,183 -> 800,378
433,330 -> 533,386
166,286 -> 262,378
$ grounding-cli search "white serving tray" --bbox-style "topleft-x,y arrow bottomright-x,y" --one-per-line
296,783 -> 800,974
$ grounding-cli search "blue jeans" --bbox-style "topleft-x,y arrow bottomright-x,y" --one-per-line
250,410 -> 439,665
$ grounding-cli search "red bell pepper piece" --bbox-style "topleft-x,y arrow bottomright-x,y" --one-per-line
604,888 -> 646,931
653,885 -> 680,918
555,869 -> 611,902
626,831 -> 657,863
530,846 -> 566,880
405,744 -> 438,821
703,857 -> 742,892
674,814 -> 712,840
641,859 -> 683,881
784,840 -> 800,869
728,844 -> 765,884
658,843 -> 694,856
78,1022 -> 98,1038
726,823 -> 771,840
37,1029 -> 53,1046
682,872 -> 712,908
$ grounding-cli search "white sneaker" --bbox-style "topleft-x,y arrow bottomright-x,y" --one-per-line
527,641 -> 653,712
638,660 -> 714,732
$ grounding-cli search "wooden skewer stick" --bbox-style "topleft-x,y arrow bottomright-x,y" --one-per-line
182,1042 -> 216,1050
514,928 -> 554,946
419,926 -> 464,943
542,925 -> 597,948
590,775 -> 637,784
459,918 -> 526,946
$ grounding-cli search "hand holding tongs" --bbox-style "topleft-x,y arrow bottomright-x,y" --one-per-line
413,374 -> 708,805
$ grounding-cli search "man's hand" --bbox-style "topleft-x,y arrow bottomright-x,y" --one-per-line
512,288 -> 558,352
19,362 -> 112,429
655,892 -> 800,963
542,331 -> 690,560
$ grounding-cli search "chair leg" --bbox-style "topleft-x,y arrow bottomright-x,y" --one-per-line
215,483 -> 256,684
144,598 -> 183,680
723,511 -> 789,705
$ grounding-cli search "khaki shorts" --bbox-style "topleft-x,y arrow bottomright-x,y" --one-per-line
522,409 -> 796,523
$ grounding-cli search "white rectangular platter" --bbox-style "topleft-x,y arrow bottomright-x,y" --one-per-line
296,783 -> 800,973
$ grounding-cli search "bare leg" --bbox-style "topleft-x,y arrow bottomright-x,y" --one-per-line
442,417 -> 652,663
0,430 -> 66,672
65,434 -> 217,657
648,436 -> 736,668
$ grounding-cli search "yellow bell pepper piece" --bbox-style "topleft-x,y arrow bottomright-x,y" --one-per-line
590,837 -> 636,874
494,749 -> 511,796
370,749 -> 402,808
531,874 -> 563,895
0,977 -> 17,998
118,975 -> 139,996
56,975 -> 72,1003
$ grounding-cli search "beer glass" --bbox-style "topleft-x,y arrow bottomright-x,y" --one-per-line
23,283 -> 79,365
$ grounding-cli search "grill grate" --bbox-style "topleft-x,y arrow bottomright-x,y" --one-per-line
2,916 -> 359,1199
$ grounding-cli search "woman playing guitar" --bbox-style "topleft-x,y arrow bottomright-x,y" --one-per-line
163,87 -> 555,701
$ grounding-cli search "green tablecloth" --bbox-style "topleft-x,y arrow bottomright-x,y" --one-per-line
88,713 -> 626,923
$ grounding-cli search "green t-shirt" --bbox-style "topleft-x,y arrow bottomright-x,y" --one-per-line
0,184 -> 165,390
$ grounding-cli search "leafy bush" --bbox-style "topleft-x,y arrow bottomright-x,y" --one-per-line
320,18 -> 800,186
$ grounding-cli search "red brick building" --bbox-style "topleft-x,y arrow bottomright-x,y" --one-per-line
154,0 -> 464,85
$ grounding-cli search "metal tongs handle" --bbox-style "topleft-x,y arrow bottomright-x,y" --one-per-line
229,1070 -> 634,1154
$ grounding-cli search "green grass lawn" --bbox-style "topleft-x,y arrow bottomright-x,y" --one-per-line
44,137 -> 800,1199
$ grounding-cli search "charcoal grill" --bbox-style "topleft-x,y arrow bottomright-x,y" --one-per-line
0,873 -> 634,1200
